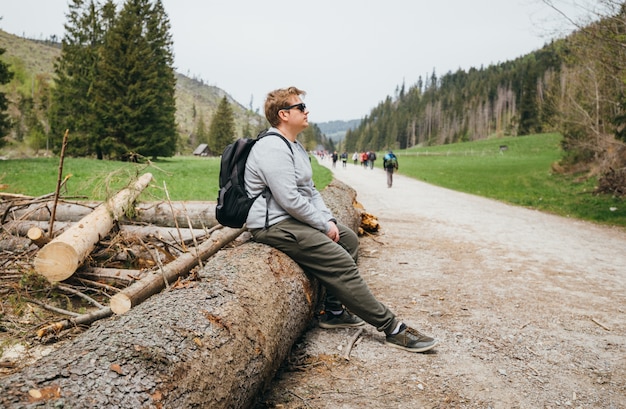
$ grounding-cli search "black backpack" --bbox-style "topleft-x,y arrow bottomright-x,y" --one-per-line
216,130 -> 292,228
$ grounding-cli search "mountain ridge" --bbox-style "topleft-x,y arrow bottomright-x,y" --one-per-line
0,29 -> 354,150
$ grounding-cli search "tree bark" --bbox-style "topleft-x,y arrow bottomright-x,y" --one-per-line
0,180 -> 360,409
33,173 -> 153,283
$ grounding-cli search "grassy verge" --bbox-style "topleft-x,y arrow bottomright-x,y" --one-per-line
386,133 -> 625,227
0,155 -> 333,202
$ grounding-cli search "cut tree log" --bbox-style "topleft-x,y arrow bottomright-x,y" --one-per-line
130,201 -> 218,229
0,180 -> 361,409
3,220 -> 73,237
3,200 -> 218,229
5,220 -> 209,244
27,226 -> 50,247
110,226 -> 245,314
33,173 -> 153,283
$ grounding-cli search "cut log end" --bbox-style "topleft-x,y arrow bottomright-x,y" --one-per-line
109,293 -> 132,315
34,242 -> 80,283
27,227 -> 51,247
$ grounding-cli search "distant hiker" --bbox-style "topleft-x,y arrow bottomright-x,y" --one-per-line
352,151 -> 359,165
383,150 -> 399,188
340,151 -> 348,168
361,151 -> 369,168
368,151 -> 377,169
332,151 -> 339,168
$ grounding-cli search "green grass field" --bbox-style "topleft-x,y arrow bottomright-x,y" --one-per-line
386,133 -> 625,227
1,133 -> 624,227
0,154 -> 333,203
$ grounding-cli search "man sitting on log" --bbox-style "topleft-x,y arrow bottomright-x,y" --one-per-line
244,86 -> 438,353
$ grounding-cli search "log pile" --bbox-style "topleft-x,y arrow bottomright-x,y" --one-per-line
0,178 -> 363,409
34,173 -> 153,283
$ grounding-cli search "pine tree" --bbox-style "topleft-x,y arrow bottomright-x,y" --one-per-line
0,47 -> 14,145
137,0 -> 177,158
208,96 -> 235,155
91,0 -> 176,160
49,0 -> 105,156
195,114 -> 209,146
49,0 -> 175,160
518,59 -> 540,136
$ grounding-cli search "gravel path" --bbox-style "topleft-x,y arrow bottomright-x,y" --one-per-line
260,158 -> 626,409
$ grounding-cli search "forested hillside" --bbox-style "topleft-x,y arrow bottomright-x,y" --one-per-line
344,2 -> 626,195
343,44 -> 562,151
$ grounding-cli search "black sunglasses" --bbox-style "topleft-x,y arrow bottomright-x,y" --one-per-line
280,102 -> 306,112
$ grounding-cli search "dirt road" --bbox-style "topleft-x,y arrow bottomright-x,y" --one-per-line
259,158 -> 626,408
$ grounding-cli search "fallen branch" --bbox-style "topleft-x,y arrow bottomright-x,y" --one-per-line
55,284 -> 105,309
36,307 -> 113,339
24,298 -> 80,318
343,327 -> 364,361
75,277 -> 121,294
590,317 -> 611,331
49,129 -> 70,238
163,180 -> 186,251
109,226 -> 244,314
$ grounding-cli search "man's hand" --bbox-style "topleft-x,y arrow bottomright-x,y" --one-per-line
326,221 -> 340,242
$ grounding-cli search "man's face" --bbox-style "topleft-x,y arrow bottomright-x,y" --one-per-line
282,97 -> 309,131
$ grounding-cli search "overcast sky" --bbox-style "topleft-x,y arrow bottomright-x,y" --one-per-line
1,0 -> 584,123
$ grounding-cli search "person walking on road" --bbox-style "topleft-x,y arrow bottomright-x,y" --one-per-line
244,86 -> 438,353
340,151 -> 348,168
383,150 -> 399,187
368,151 -> 377,169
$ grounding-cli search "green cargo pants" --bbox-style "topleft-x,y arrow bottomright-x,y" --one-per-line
251,218 -> 399,334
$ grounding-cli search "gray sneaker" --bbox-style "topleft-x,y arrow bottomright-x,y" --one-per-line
385,324 -> 438,353
318,310 -> 365,329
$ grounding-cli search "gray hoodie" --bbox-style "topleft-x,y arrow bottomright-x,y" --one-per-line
244,128 -> 334,232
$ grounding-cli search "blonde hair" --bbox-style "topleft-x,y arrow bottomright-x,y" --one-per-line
264,86 -> 306,127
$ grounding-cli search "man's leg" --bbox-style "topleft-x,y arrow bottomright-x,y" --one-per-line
253,219 -> 398,334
